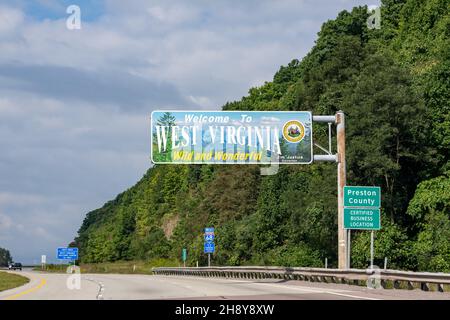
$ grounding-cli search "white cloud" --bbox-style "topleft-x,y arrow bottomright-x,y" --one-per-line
260,116 -> 281,125
0,192 -> 48,206
147,5 -> 200,25
0,6 -> 23,35
0,213 -> 12,230
188,95 -> 212,108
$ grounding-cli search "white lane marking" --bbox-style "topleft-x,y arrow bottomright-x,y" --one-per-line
153,275 -> 380,300
248,282 -> 380,300
154,275 -> 345,292
323,291 -> 379,300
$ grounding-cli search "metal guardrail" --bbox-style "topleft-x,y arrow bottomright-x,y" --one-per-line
152,266 -> 450,293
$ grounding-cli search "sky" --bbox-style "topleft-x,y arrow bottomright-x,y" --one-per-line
0,0 -> 380,264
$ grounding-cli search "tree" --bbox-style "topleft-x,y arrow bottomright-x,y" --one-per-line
351,218 -> 416,270
153,112 -> 176,162
407,172 -> 450,272
343,53 -> 427,223
0,247 -> 13,267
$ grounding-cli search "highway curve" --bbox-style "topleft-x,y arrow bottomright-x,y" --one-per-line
1,269 -> 449,300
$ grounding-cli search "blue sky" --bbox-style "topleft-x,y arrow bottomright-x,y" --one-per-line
0,0 -> 380,264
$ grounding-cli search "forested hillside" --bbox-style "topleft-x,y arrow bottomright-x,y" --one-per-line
73,0 -> 450,272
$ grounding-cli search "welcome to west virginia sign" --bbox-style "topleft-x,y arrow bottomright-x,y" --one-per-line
151,111 -> 312,164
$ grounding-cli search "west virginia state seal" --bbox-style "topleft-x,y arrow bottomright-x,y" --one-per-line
282,120 -> 305,143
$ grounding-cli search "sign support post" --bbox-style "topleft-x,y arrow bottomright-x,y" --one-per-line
204,227 -> 215,267
313,111 -> 347,269
370,230 -> 374,270
347,230 -> 351,269
336,111 -> 347,269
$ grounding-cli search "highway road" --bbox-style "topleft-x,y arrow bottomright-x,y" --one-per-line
1,269 -> 449,300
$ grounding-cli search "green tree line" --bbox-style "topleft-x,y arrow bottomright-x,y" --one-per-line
0,247 -> 13,267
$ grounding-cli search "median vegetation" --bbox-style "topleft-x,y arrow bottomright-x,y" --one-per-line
0,272 -> 29,292
80,259 -> 179,274
35,258 -> 179,274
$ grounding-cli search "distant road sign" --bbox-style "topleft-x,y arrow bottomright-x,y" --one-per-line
344,208 -> 381,230
41,255 -> 46,264
204,242 -> 215,253
57,247 -> 78,260
204,227 -> 215,234
344,186 -> 380,208
204,234 -> 214,242
182,248 -> 187,262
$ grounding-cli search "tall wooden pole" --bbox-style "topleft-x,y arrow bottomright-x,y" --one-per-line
336,110 -> 347,269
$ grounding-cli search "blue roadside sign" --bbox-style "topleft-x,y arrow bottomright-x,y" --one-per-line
204,242 -> 215,253
204,227 -> 215,234
57,247 -> 78,260
204,234 -> 214,242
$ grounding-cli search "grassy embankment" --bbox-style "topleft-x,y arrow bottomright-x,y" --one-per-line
0,271 -> 29,292
34,258 -> 179,274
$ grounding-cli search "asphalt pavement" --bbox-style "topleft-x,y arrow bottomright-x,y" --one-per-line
1,269 -> 449,300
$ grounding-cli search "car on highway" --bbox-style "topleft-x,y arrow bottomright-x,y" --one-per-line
8,262 -> 22,270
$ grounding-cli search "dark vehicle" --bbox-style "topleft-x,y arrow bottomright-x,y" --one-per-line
8,262 -> 22,270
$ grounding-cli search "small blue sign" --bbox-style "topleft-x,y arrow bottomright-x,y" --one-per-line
57,247 -> 78,260
204,227 -> 215,234
204,234 -> 215,242
204,242 -> 215,253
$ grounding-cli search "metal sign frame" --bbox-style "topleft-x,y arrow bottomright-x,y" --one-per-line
149,110 -> 371,270
312,112 -> 348,268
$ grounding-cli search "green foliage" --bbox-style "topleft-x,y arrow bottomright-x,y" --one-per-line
0,247 -> 13,267
351,218 -> 416,270
263,244 -> 323,268
407,172 -> 450,222
343,53 -> 427,222
73,0 -> 450,272
407,173 -> 450,272
152,112 -> 176,162
413,210 -> 450,272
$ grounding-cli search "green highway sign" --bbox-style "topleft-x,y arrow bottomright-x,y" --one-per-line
344,186 -> 380,208
344,208 -> 380,230
182,248 -> 187,262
